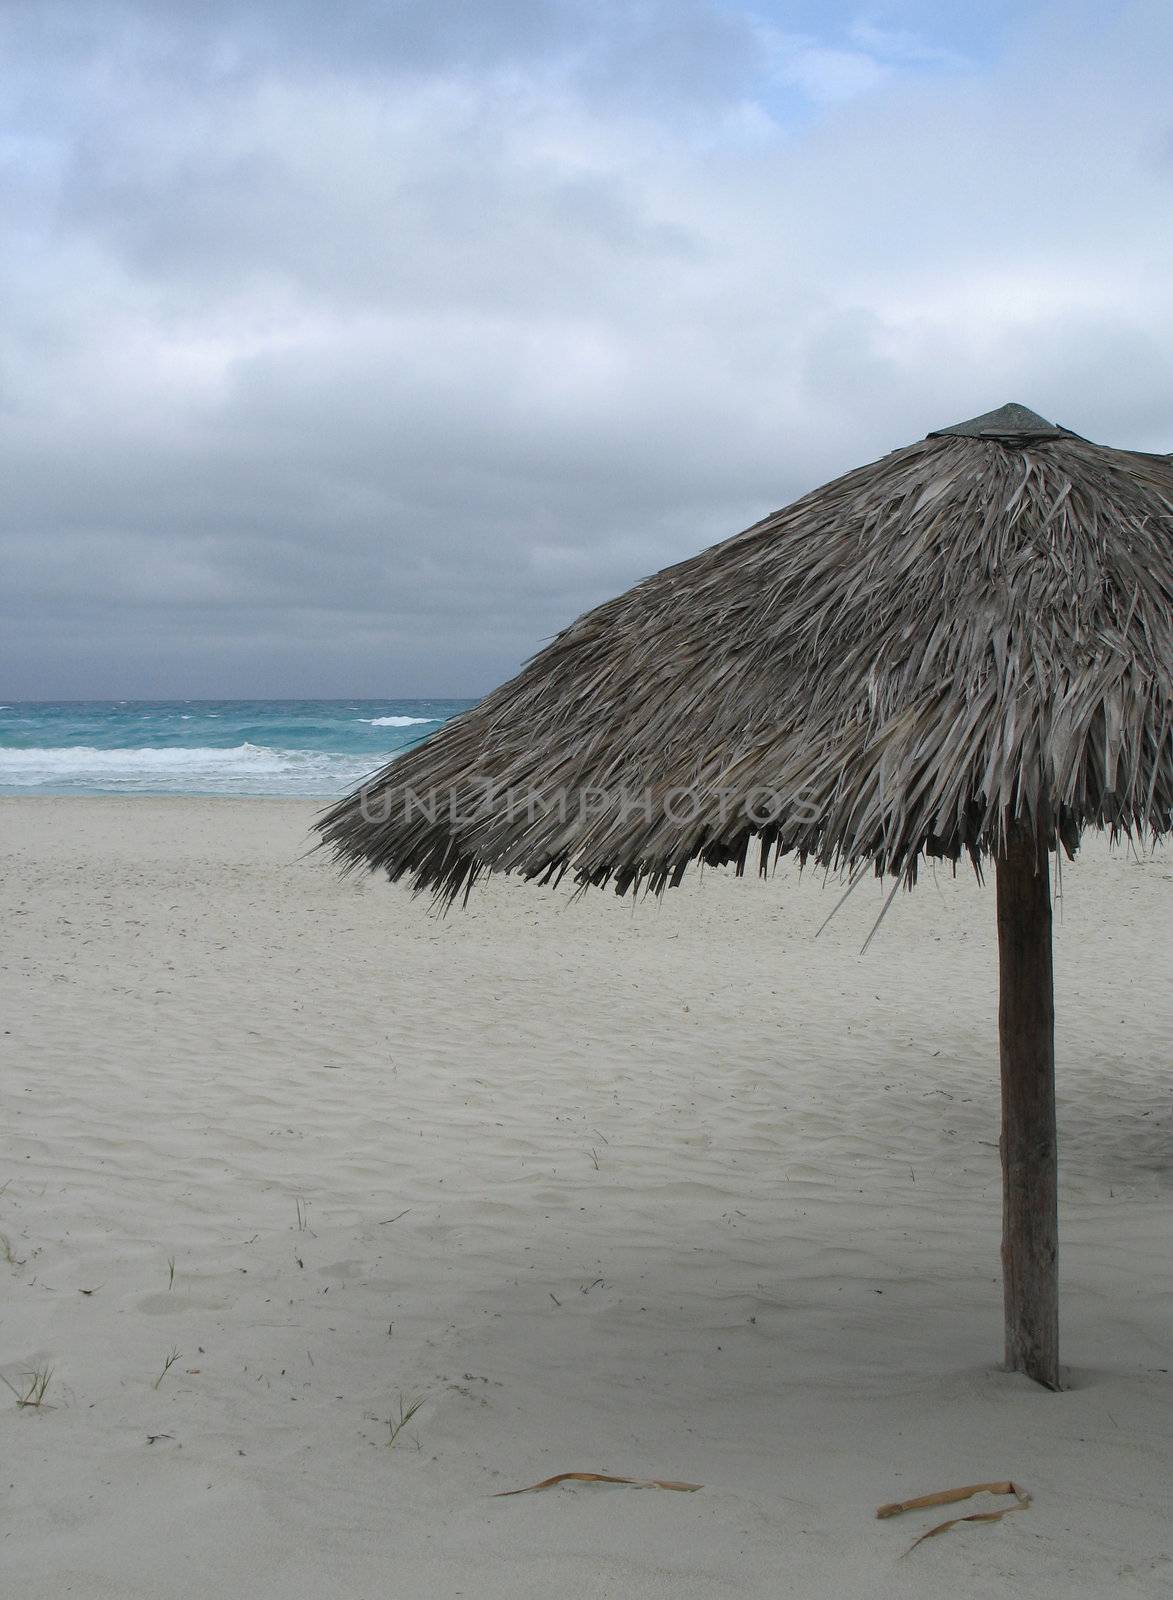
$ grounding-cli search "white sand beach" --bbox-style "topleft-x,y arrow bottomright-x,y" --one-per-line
1,796 -> 1170,1599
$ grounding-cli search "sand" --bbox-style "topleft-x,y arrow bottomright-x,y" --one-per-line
0,796 -> 1170,1599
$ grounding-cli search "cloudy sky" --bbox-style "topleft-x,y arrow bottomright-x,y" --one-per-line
3,0 -> 1171,699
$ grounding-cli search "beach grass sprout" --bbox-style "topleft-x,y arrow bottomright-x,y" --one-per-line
153,1347 -> 182,1390
385,1393 -> 426,1448
3,1366 -> 54,1408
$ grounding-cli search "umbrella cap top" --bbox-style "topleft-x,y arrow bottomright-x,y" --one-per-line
927,402 -> 1074,441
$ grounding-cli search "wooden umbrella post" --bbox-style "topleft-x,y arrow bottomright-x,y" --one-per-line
995,822 -> 1060,1389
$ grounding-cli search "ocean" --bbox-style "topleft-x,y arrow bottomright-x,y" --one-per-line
0,700 -> 475,798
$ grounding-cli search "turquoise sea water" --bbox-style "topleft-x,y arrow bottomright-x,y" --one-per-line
0,699 -> 475,797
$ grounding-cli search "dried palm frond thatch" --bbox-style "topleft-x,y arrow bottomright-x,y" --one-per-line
317,403 -> 1172,1392
319,405 -> 1172,902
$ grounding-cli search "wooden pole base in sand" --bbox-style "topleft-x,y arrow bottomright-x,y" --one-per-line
995,823 -> 1060,1390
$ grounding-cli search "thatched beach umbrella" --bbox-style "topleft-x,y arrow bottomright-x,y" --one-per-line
319,403 -> 1173,1389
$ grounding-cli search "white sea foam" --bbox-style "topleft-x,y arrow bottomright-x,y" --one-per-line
359,715 -> 438,727
0,743 -> 375,797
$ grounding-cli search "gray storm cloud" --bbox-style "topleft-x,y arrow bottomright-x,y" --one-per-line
2,0 -> 1171,697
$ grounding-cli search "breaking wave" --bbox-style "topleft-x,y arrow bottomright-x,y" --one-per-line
0,743 -> 377,797
358,716 -> 439,727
